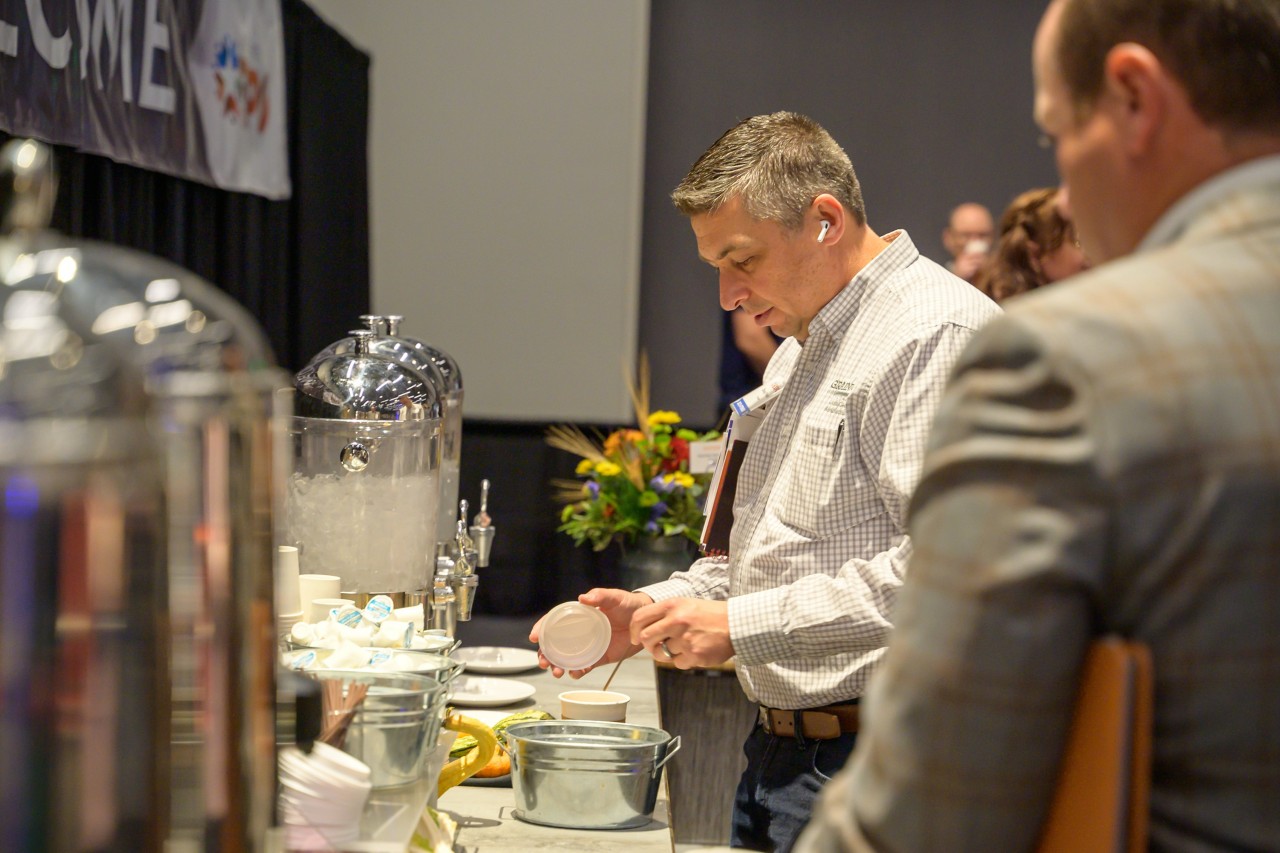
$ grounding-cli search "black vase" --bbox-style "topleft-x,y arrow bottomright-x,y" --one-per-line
619,536 -> 695,590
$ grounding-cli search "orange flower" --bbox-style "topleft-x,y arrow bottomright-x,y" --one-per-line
603,429 -> 644,456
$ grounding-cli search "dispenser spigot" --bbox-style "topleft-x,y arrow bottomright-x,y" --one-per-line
450,499 -> 479,620
430,573 -> 457,638
469,478 -> 496,568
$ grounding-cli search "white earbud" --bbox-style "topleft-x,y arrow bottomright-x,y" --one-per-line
817,221 -> 831,243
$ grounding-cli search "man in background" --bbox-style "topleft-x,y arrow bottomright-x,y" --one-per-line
940,201 -> 994,283
797,0 -> 1280,849
533,111 -> 998,851
718,308 -> 781,414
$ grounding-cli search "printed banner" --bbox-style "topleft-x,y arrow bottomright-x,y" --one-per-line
0,0 -> 290,200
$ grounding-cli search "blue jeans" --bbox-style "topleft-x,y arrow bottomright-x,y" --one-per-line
730,722 -> 859,852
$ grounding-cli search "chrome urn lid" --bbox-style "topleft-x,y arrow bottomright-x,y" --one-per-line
384,314 -> 463,396
1,138 -> 278,451
295,329 -> 442,421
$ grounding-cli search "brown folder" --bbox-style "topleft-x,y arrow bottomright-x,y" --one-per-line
699,436 -> 748,557
1037,637 -> 1153,853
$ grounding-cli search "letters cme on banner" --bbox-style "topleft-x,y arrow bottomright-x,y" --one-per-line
0,0 -> 291,200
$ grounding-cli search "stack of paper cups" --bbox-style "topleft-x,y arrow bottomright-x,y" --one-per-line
278,742 -> 372,850
276,546 -> 304,641
299,573 -> 342,621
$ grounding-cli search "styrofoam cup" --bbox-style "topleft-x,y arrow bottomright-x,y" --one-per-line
299,573 -> 342,610
559,690 -> 629,722
309,597 -> 353,623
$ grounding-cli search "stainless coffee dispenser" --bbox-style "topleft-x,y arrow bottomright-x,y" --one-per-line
0,140 -> 285,850
287,330 -> 442,602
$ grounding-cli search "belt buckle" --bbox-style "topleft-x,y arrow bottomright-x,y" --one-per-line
757,706 -> 772,733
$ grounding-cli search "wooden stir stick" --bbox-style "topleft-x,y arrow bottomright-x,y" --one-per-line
601,656 -> 625,693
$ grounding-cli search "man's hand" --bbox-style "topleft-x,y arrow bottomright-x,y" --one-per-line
952,239 -> 988,281
528,588 -> 652,679
953,246 -> 988,282
631,597 -> 734,669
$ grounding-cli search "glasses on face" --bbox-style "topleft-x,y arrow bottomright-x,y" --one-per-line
951,230 -> 993,244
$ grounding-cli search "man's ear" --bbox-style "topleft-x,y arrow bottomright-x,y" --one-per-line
1102,42 -> 1167,157
811,194 -> 847,244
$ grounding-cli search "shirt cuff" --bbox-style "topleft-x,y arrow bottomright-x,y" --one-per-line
728,587 -> 793,665
636,578 -> 699,603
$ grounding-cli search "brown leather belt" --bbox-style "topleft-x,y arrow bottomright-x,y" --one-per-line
758,702 -> 860,740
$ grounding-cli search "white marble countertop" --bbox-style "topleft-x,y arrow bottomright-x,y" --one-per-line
437,650 -> 674,852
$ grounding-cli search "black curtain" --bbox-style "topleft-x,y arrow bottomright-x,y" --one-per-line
0,0 -> 369,372
458,420 -> 626,618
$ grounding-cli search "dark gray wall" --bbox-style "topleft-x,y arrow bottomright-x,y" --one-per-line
641,1 -> 1057,427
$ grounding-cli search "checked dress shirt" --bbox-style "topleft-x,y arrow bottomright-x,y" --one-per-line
640,229 -> 1000,710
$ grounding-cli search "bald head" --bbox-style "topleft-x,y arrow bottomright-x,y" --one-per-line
942,202 -> 994,262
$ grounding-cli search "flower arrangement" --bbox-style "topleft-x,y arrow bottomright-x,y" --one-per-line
546,359 -> 720,551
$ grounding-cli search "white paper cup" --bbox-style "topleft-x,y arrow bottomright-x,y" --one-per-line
299,573 -> 342,611
559,690 -> 630,722
277,611 -> 304,644
276,546 -> 302,616
309,597 -> 353,623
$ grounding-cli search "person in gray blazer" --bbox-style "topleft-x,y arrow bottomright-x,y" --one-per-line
796,0 -> 1280,850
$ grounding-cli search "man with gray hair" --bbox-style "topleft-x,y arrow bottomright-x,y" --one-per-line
797,0 -> 1280,849
532,111 -> 998,850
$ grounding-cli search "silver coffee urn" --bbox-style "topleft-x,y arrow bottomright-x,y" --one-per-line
0,140 -> 286,851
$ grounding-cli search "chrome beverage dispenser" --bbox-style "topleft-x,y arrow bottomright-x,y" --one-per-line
0,140 -> 285,850
317,315 -> 463,558
287,330 -> 442,602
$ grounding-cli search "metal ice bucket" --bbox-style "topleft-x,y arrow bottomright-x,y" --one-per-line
503,720 -> 681,830
306,670 -> 450,789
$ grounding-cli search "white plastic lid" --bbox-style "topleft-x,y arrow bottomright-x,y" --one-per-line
539,601 -> 611,670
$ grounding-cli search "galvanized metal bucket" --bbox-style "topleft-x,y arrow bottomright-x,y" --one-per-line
503,720 -> 681,830
308,670 -> 450,789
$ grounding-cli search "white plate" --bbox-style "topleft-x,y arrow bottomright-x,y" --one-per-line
449,675 -> 537,707
452,645 -> 541,675
452,708 -> 511,727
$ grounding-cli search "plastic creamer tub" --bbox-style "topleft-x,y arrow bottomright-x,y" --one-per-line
538,601 -> 610,670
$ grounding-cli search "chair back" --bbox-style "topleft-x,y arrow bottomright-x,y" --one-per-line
1037,637 -> 1153,853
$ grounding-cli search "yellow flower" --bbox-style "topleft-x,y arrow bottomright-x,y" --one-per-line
647,410 -> 681,427
575,458 -> 595,475
594,460 -> 622,477
664,471 -> 695,489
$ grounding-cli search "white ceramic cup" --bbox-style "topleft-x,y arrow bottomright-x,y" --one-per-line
559,690 -> 630,722
309,597 -> 353,623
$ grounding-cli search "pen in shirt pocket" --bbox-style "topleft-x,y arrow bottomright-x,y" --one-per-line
833,419 -> 844,459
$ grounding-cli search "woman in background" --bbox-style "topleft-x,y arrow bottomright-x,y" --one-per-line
975,186 -> 1089,302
